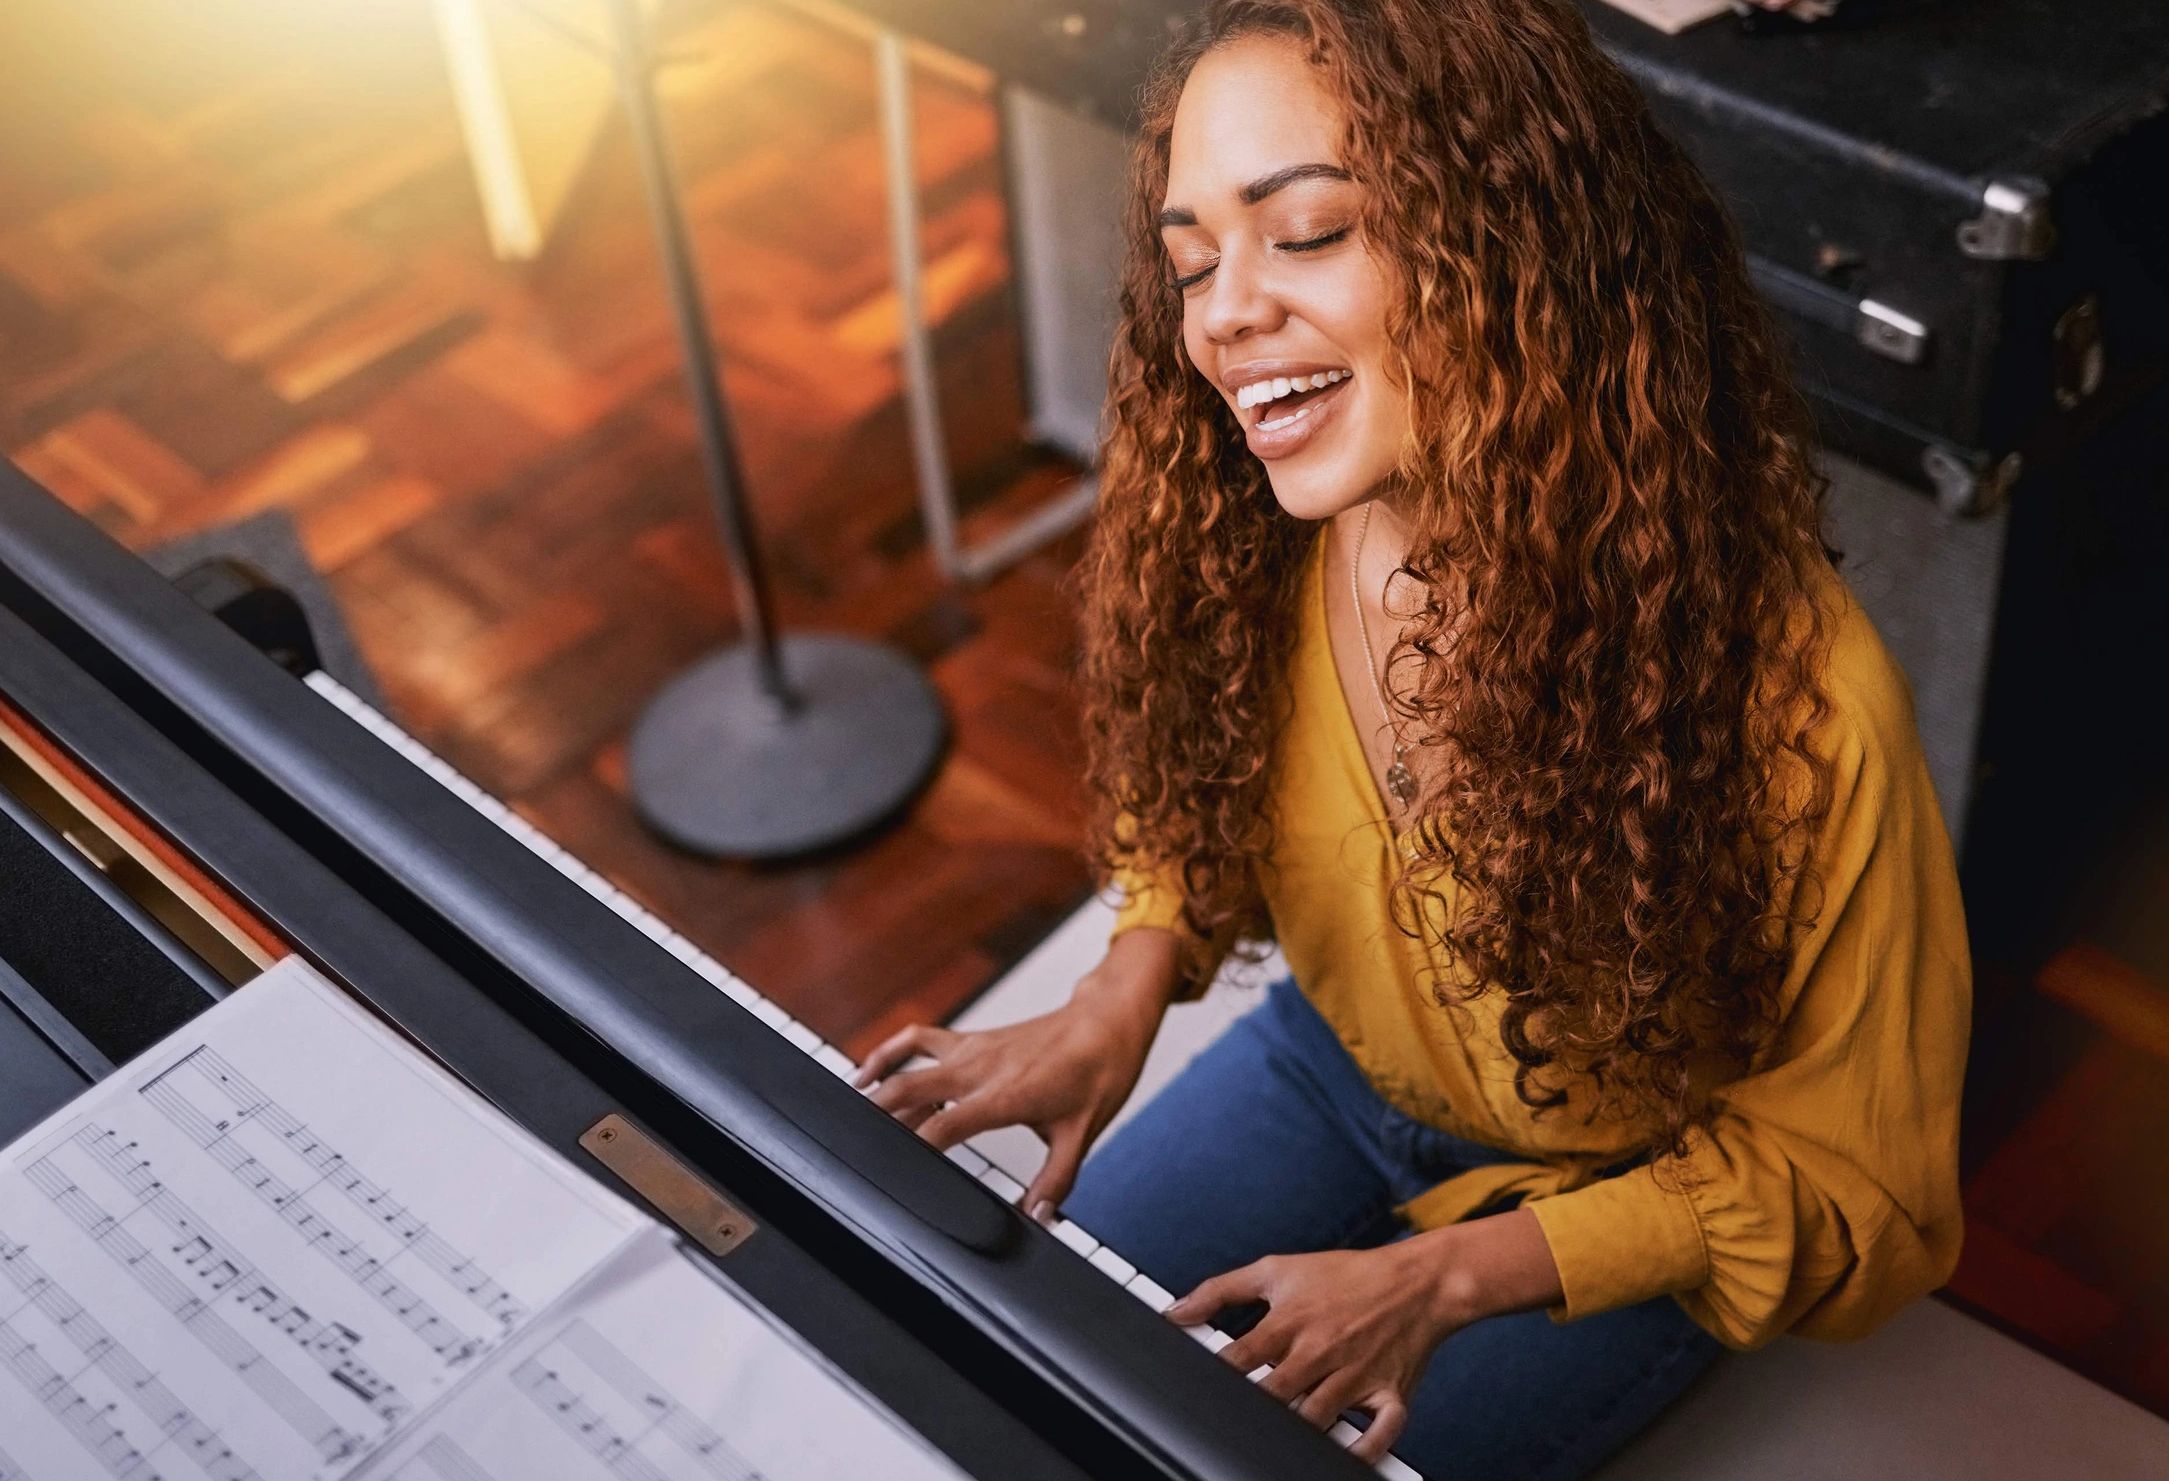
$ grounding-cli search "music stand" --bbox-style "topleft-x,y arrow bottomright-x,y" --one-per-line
603,0 -> 944,858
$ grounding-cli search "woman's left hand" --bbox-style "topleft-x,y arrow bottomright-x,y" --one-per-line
1165,1240 -> 1460,1462
1164,1210 -> 1565,1462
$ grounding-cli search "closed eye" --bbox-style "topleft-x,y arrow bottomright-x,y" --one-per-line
1282,226 -> 1352,254
1168,226 -> 1354,292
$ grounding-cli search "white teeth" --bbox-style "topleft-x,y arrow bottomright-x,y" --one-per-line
1234,368 -> 1348,409
1258,402 -> 1316,432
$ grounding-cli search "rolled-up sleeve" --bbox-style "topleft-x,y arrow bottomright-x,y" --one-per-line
1108,857 -> 1191,937
1106,855 -> 1234,1000
1528,662 -> 1971,1350
1103,805 -> 1236,998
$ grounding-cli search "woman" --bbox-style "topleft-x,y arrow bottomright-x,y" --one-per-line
857,2 -> 1969,1475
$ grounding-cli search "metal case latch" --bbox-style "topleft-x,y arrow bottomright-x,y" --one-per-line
1958,179 -> 2057,262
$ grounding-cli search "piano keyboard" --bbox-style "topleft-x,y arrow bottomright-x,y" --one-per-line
303,670 -> 1420,1481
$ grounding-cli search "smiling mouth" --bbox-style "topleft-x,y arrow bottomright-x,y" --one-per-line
1238,369 -> 1352,428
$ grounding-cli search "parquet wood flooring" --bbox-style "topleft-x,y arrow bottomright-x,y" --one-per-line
0,0 -> 1098,1053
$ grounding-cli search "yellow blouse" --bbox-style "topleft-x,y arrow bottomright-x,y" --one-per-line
1109,529 -> 1969,1350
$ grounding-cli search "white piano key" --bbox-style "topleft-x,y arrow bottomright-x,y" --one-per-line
1123,1274 -> 1175,1313
1181,1324 -> 1217,1348
1086,1246 -> 1136,1284
815,1045 -> 856,1078
944,1143 -> 991,1176
1375,1453 -> 1421,1480
1248,1364 -> 1274,1384
749,996 -> 793,1032
500,818 -> 550,853
1050,1220 -> 1099,1259
441,770 -> 487,805
601,890 -> 649,925
505,824 -> 552,857
405,732 -> 454,770
976,1166 -> 1025,1205
781,1021 -> 824,1055
1200,1327 -> 1233,1353
625,916 -> 763,1009
1328,1420 -> 1362,1448
964,1122 -> 1047,1188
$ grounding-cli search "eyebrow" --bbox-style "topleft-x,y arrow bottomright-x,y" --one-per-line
1157,162 -> 1352,227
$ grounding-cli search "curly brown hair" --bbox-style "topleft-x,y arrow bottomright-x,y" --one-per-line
1079,0 -> 1837,1155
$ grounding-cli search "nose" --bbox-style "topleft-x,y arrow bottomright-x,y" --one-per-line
1198,243 -> 1285,345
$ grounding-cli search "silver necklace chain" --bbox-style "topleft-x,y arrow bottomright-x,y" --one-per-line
1350,502 -> 1420,809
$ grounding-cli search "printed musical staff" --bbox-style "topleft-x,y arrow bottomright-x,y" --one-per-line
0,1231 -> 259,1481
511,1321 -> 764,1481
23,1126 -> 367,1463
0,1315 -> 153,1480
143,1050 -> 517,1363
557,1323 -> 762,1481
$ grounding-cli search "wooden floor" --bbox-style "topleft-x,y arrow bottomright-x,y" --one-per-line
6,0 -> 2169,1426
0,0 -> 1098,1054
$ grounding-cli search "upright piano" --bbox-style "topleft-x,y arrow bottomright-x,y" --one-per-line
0,461 -> 1415,1480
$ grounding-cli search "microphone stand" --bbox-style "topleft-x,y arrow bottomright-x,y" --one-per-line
604,0 -> 943,857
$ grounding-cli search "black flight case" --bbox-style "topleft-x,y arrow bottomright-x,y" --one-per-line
1581,0 -> 2169,517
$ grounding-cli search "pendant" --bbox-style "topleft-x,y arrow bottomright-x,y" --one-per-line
1384,760 -> 1419,808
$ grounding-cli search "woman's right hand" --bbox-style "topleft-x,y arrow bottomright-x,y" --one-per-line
854,928 -> 1181,1221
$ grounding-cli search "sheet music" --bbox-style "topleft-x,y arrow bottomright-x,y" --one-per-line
0,957 -> 649,1481
367,1229 -> 967,1481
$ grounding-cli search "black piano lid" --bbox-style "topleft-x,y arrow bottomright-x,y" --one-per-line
0,464 -> 1378,1481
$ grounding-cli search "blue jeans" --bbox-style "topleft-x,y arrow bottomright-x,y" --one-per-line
1065,977 -> 1722,1481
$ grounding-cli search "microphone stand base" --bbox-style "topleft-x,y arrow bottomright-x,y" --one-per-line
629,634 -> 945,859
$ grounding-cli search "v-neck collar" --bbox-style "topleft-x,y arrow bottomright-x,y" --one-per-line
1304,527 -> 1405,838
